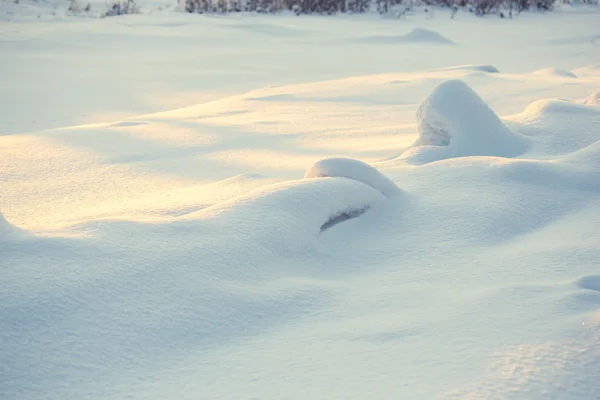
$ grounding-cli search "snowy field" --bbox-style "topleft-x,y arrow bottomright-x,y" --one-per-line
2,3 -> 600,399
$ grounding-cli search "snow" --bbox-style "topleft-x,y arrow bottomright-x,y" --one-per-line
304,157 -> 401,197
2,4 -> 600,400
406,79 -> 530,163
583,89 -> 600,105
533,67 -> 578,78
353,27 -> 456,45
0,212 -> 22,240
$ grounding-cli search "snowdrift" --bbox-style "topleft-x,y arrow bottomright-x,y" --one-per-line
510,96 -> 600,157
402,79 -> 530,163
193,176 -> 387,236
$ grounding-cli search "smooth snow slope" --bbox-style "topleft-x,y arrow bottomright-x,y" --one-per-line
2,6 -> 600,400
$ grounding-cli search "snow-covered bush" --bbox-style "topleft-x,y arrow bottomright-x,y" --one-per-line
103,0 -> 139,16
179,0 -> 563,16
67,0 -> 92,14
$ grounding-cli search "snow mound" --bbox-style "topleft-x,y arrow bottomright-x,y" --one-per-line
405,80 -> 529,162
197,177 -> 387,237
304,157 -> 401,198
533,67 -> 577,78
355,28 -> 455,45
511,98 -> 600,158
583,90 -> 600,106
520,98 -> 595,117
438,64 -> 499,73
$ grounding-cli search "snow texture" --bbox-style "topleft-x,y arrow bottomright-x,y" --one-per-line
2,7 -> 600,400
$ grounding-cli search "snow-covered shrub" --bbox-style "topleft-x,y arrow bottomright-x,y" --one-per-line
103,0 -> 139,16
179,0 -> 560,16
67,0 -> 92,14
472,0 -> 502,14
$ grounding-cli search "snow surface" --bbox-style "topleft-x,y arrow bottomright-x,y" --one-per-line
533,67 -> 578,78
304,157 -> 401,198
2,4 -> 600,400
353,27 -> 456,45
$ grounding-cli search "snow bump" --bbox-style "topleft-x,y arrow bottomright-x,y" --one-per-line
405,79 -> 530,162
304,157 -> 401,198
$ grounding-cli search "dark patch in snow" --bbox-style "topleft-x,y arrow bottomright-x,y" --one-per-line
111,121 -> 149,128
438,64 -> 499,73
533,68 -> 577,79
320,207 -> 369,232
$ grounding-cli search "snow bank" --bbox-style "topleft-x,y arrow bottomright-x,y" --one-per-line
304,157 -> 401,198
354,28 -> 455,45
405,80 -> 529,163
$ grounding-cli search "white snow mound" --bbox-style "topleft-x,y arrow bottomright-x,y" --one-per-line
304,157 -> 401,198
406,79 -> 529,162
533,67 -> 577,78
195,177 -> 387,237
355,28 -> 455,45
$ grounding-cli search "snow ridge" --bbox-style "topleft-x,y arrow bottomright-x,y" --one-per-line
304,157 -> 401,198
